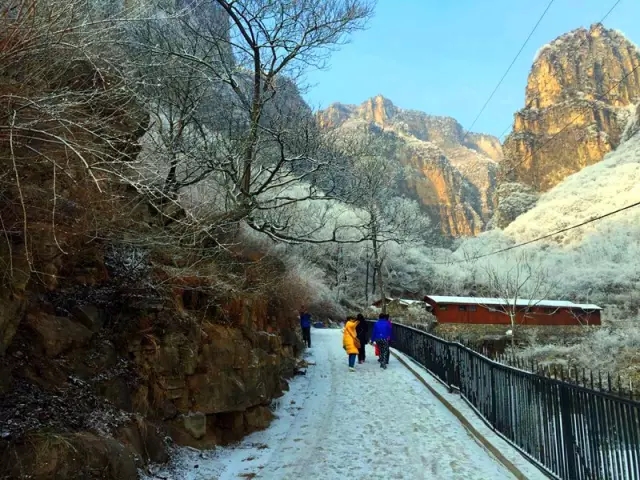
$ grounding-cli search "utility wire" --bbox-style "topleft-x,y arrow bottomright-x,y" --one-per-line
497,0 -> 623,142
436,199 -> 640,265
461,0 -> 556,143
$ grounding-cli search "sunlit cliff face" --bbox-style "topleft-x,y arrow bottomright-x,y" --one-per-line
502,23 -> 640,192
319,96 -> 502,237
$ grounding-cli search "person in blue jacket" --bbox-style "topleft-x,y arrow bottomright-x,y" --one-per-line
371,313 -> 392,369
299,306 -> 312,348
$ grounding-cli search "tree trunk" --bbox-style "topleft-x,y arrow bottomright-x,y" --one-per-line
509,312 -> 516,349
163,118 -> 186,200
163,157 -> 178,199
241,57 -> 263,201
365,253 -> 370,304
377,260 -> 386,314
371,265 -> 377,297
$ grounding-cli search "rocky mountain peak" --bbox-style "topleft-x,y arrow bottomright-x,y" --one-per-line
527,24 -> 640,109
502,24 -> 640,195
319,97 -> 503,236
321,96 -> 503,161
361,94 -> 398,124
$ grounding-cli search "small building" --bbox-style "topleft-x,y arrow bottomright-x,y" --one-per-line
423,295 -> 602,326
371,297 -> 424,312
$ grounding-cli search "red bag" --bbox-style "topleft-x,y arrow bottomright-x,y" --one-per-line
374,343 -> 380,357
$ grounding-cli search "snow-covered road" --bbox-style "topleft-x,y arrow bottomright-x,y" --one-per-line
146,328 -> 524,479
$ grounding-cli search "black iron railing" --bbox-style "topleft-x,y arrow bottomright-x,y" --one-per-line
385,322 -> 640,480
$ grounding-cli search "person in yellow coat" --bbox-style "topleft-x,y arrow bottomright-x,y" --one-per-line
342,316 -> 361,371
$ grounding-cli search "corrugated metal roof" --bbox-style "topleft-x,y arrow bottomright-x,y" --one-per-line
425,295 -> 602,310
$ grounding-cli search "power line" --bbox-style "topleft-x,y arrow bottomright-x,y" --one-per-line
436,199 -> 640,265
435,1 -> 629,265
497,0 -> 623,142
461,0 -> 555,143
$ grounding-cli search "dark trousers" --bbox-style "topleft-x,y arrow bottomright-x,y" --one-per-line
377,339 -> 390,366
301,327 -> 311,347
357,342 -> 366,362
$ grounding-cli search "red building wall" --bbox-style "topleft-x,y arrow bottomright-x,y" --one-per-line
428,302 -> 601,326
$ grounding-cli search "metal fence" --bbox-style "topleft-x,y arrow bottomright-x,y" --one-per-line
388,322 -> 640,480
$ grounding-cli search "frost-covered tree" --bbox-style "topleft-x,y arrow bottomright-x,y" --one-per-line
491,182 -> 539,229
343,127 -> 432,312
476,250 -> 555,347
123,0 -> 376,239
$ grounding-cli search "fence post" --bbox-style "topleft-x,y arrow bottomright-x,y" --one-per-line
559,383 -> 578,480
446,344 -> 455,392
490,365 -> 497,428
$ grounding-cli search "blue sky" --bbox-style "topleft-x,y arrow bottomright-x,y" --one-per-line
302,0 -> 640,139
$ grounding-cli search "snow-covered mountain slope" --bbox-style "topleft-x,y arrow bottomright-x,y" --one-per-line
504,107 -> 640,245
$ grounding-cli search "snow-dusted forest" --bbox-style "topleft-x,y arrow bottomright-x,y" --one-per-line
105,0 -> 640,378
4,0 -> 640,478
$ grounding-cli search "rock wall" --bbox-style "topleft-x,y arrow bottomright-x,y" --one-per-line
0,61 -> 303,480
502,24 -> 640,192
320,95 -> 502,236
1,272 -> 302,479
0,218 -> 304,480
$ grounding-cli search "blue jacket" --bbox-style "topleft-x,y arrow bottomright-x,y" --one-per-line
371,319 -> 392,342
300,312 -> 311,328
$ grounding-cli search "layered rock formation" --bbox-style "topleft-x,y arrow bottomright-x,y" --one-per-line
321,96 -> 503,236
0,60 -> 303,480
502,24 -> 640,192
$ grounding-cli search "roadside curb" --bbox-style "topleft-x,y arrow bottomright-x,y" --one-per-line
391,351 -> 529,480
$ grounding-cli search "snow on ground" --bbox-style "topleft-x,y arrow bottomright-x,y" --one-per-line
504,128 -> 640,245
144,329 -> 524,480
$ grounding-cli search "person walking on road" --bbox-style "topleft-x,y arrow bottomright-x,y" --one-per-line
342,316 -> 361,371
371,313 -> 392,369
299,306 -> 312,348
355,313 -> 368,364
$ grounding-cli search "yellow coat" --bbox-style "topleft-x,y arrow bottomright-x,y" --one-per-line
342,320 -> 360,354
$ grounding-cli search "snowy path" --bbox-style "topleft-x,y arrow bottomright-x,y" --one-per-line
146,328 -> 521,480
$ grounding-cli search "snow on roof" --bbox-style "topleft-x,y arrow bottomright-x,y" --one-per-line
372,297 -> 422,306
398,299 -> 423,306
425,295 -> 602,310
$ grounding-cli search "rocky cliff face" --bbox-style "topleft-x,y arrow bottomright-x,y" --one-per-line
0,61 -> 303,480
502,24 -> 640,192
321,96 -> 503,236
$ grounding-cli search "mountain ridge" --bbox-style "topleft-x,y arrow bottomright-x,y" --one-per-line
320,95 -> 502,236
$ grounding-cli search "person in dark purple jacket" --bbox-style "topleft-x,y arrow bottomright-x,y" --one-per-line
371,313 -> 392,369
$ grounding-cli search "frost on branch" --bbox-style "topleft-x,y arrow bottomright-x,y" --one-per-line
491,182 -> 539,229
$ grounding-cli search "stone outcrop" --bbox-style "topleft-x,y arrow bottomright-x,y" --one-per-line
0,58 -> 303,480
320,96 -> 503,236
502,24 -> 640,192
0,214 -> 303,480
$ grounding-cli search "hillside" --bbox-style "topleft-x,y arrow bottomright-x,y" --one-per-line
504,102 -> 640,244
0,1 -> 368,478
320,96 -> 503,236
501,24 -> 640,194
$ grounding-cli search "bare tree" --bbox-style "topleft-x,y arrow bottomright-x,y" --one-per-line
345,127 -> 432,313
0,0 -> 151,278
122,0 -> 376,240
477,250 -> 555,348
